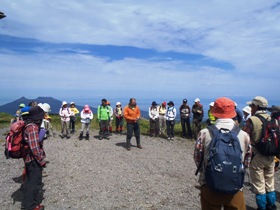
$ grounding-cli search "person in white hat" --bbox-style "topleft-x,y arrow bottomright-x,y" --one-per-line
69,102 -> 80,134
59,101 -> 72,139
114,102 -> 124,134
242,106 -> 251,125
206,102 -> 216,126
192,98 -> 204,140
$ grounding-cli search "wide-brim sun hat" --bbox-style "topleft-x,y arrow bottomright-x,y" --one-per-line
194,98 -> 200,102
152,101 -> 157,106
84,104 -> 90,111
116,102 -> 121,106
62,101 -> 67,106
246,96 -> 268,108
212,97 -> 236,119
242,106 -> 251,114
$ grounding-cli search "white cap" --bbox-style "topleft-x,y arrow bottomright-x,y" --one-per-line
194,98 -> 200,102
70,102 -> 75,105
116,102 -> 121,106
62,101 -> 67,106
209,102 -> 214,106
39,103 -> 51,113
242,106 -> 251,114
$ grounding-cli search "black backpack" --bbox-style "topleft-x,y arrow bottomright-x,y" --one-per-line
254,114 -> 280,156
205,125 -> 245,194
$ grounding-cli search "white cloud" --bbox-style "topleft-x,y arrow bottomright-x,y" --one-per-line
1,0 -> 280,102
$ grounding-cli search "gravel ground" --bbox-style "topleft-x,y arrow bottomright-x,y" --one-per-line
0,127 -> 280,210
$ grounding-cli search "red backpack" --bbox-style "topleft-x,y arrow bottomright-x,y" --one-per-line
4,120 -> 30,159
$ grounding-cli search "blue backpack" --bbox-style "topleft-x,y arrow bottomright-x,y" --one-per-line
205,125 -> 245,194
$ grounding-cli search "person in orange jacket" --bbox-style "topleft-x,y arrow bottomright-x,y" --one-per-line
123,98 -> 142,151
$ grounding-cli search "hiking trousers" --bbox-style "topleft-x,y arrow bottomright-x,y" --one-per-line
61,120 -> 70,135
126,122 -> 140,147
166,120 -> 175,138
249,153 -> 275,194
81,123 -> 90,134
200,184 -> 246,210
180,117 -> 192,137
22,160 -> 43,210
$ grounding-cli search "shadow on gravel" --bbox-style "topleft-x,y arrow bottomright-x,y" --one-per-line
11,180 -> 45,206
11,184 -> 23,205
12,175 -> 23,184
116,142 -> 127,148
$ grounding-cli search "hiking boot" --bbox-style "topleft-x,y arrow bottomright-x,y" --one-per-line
66,134 -> 70,139
99,136 -> 103,140
127,147 -> 131,151
59,134 -> 64,139
79,132 -> 83,140
33,205 -> 44,210
85,134 -> 89,140
137,145 -> 143,149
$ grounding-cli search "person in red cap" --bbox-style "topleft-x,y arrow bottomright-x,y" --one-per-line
194,97 -> 251,210
158,102 -> 167,135
79,105 -> 93,140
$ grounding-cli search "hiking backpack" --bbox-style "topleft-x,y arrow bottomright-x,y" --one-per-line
4,120 -> 29,159
205,125 -> 245,194
254,114 -> 280,156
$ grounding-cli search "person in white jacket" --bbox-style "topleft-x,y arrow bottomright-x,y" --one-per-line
79,104 -> 93,140
59,101 -> 73,139
149,101 -> 160,137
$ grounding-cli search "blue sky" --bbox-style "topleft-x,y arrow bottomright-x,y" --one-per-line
0,0 -> 280,108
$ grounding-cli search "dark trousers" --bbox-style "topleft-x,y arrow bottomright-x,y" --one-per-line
149,118 -> 159,136
180,117 -> 192,137
126,122 -> 140,147
166,120 -> 175,138
99,120 -> 109,137
22,160 -> 43,210
69,116 -> 76,132
115,117 -> 124,131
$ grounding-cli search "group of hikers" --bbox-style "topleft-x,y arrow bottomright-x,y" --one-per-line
8,96 -> 280,210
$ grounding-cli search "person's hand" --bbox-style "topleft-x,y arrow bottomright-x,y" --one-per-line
41,162 -> 46,168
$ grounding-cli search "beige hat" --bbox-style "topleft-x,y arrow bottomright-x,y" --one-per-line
242,106 -> 251,114
246,96 -> 268,108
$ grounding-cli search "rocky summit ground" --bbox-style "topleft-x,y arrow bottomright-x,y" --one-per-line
0,128 -> 280,210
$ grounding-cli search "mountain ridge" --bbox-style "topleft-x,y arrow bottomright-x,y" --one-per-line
0,96 -> 149,118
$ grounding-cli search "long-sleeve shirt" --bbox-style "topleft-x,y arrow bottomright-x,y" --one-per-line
80,110 -> 93,123
59,107 -> 72,122
23,123 -> 46,166
193,118 -> 251,186
124,105 -> 141,123
165,106 -> 176,121
149,106 -> 159,120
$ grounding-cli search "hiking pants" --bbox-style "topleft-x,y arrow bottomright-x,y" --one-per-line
61,120 -> 70,135
81,123 -> 90,134
200,184 -> 246,210
69,116 -> 76,132
180,117 -> 192,137
126,122 -> 140,147
249,153 -> 275,194
149,118 -> 159,136
99,120 -> 109,137
22,160 -> 43,210
159,115 -> 166,134
166,120 -> 175,138
115,116 -> 124,132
